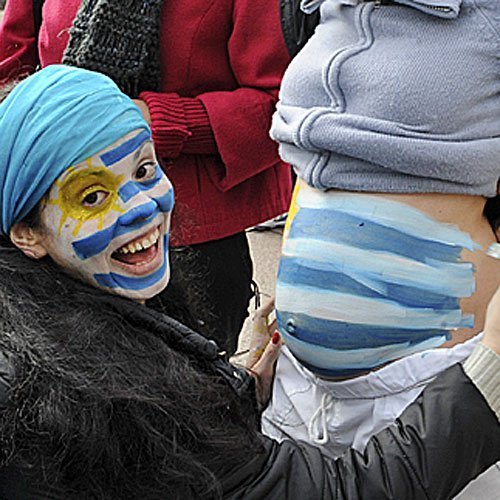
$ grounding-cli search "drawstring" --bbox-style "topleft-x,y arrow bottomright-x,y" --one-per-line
308,392 -> 335,445
251,279 -> 261,310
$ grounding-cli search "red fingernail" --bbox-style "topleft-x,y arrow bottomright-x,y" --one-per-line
272,331 -> 280,345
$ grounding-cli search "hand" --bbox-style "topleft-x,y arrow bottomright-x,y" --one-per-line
249,331 -> 283,409
482,286 -> 500,354
132,99 -> 152,125
245,298 -> 277,369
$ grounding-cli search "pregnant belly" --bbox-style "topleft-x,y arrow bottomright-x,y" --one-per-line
275,181 -> 499,379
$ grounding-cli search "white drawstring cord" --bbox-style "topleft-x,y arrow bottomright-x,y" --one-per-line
308,392 -> 334,445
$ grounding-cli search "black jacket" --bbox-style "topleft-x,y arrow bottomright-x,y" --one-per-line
280,0 -> 320,56
0,243 -> 498,499
224,364 -> 500,499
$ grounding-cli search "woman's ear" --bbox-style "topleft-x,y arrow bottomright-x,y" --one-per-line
10,223 -> 48,260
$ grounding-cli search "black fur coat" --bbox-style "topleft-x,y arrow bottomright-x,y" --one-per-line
0,239 -> 258,499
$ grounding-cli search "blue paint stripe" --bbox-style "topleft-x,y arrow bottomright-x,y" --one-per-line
275,282 -> 474,330
118,182 -> 141,203
154,189 -> 175,213
279,244 -> 474,300
101,129 -> 151,166
288,209 -> 463,263
296,190 -> 478,251
276,311 -> 450,350
282,237 -> 474,297
278,257 -> 460,309
94,235 -> 169,290
118,164 -> 164,202
279,322 -> 448,374
72,201 -> 160,260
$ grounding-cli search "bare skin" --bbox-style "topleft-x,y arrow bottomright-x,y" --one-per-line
272,182 -> 500,380
369,191 -> 499,347
294,180 -> 499,349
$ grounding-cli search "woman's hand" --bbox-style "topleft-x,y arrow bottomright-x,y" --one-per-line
249,330 -> 283,409
245,298 -> 282,408
246,298 -> 277,369
482,286 -> 500,354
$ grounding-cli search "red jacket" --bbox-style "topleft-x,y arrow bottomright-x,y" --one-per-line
0,0 -> 292,246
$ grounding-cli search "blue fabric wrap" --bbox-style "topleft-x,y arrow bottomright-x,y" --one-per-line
0,65 -> 150,235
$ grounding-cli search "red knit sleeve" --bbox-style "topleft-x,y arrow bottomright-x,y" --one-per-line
141,0 -> 290,192
139,91 -> 217,158
0,0 -> 39,82
196,0 -> 290,191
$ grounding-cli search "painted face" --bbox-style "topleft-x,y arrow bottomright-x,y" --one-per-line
38,129 -> 174,300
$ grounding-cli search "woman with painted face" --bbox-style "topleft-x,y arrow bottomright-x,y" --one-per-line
0,0 -> 293,357
262,0 -> 500,497
0,66 -> 498,499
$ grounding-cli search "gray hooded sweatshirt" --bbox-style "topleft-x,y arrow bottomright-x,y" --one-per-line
271,0 -> 500,196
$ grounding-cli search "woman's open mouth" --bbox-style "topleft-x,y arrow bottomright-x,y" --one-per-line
110,225 -> 164,276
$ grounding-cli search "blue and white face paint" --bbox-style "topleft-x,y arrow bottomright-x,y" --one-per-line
276,182 -> 478,378
38,129 -> 174,300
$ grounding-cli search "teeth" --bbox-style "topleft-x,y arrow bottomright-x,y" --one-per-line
142,236 -> 154,249
116,228 -> 161,254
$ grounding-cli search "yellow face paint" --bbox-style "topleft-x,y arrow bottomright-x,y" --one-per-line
48,160 -> 124,237
283,179 -> 301,243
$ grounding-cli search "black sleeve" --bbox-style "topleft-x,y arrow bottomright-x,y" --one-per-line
279,0 -> 320,57
223,364 -> 500,499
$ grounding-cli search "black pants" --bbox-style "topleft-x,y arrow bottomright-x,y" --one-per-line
162,232 -> 254,356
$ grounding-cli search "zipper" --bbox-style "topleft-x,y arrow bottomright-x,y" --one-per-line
373,1 -> 452,14
426,5 -> 452,13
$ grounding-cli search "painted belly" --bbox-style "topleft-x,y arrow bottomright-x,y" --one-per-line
275,187 -> 477,377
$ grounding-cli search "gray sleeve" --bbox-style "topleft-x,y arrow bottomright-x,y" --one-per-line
463,343 -> 500,421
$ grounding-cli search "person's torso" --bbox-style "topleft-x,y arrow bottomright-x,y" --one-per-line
39,0 -> 239,93
271,0 -> 500,196
275,180 -> 499,378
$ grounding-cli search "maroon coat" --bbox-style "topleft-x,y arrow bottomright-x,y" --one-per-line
0,0 -> 292,245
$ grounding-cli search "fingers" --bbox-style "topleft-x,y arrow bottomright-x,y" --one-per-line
252,297 -> 275,321
251,332 -> 283,409
268,318 -> 277,334
246,335 -> 270,369
246,297 -> 276,368
252,331 -> 283,373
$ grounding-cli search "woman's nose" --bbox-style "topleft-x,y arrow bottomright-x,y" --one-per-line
119,198 -> 158,226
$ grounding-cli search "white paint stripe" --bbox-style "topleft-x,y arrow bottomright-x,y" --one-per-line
282,237 -> 475,297
276,283 -> 471,329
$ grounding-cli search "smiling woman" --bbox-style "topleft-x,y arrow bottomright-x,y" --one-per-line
16,130 -> 175,300
4,67 -> 174,300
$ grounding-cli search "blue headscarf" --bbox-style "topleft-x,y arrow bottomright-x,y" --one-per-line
0,65 -> 150,235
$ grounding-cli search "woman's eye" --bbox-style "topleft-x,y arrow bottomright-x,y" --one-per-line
135,162 -> 156,181
82,190 -> 108,207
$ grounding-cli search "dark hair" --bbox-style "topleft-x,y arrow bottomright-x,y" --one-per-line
19,201 -> 43,229
0,81 -> 15,103
484,195 -> 500,236
0,240 -> 260,498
